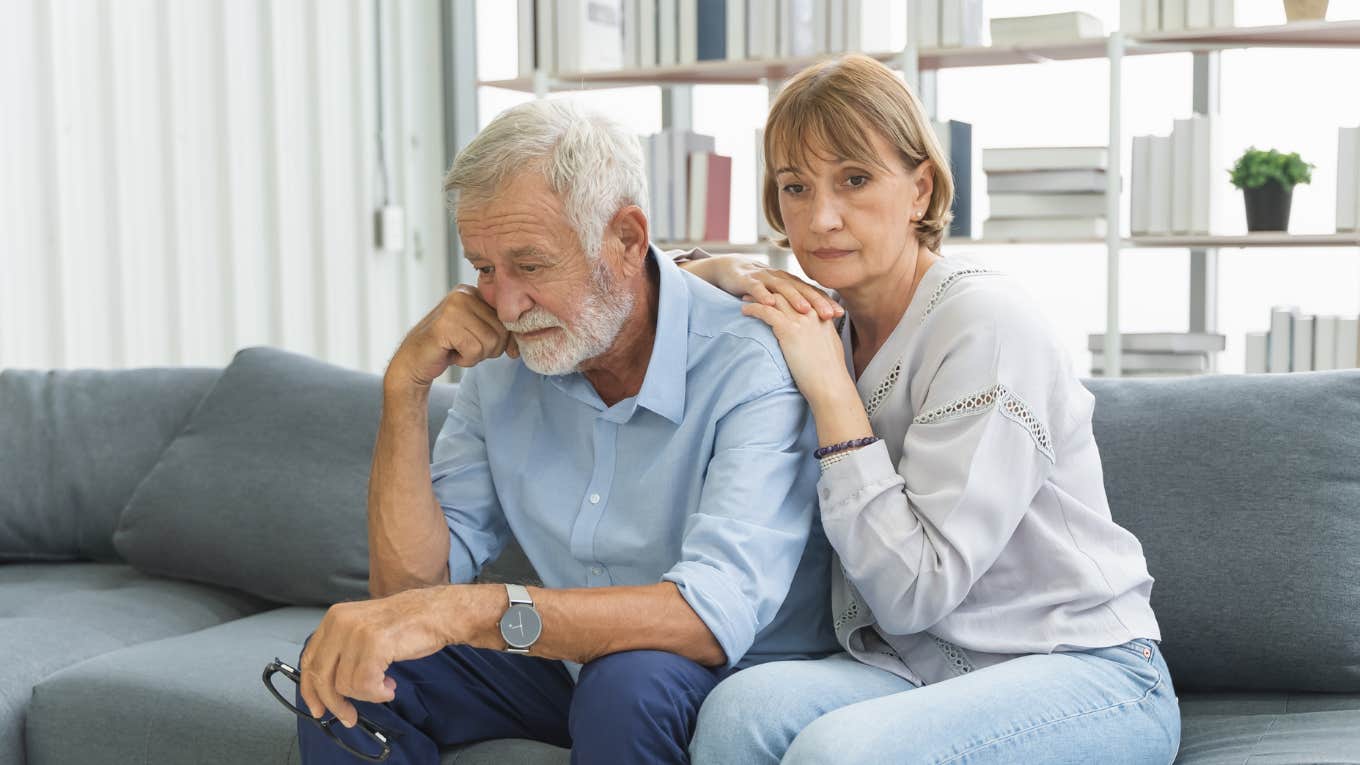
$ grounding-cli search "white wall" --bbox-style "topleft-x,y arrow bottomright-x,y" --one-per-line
0,0 -> 450,374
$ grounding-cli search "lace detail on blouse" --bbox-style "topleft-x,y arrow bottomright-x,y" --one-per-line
920,268 -> 996,323
933,636 -> 975,676
912,383 -> 1056,463
864,362 -> 902,418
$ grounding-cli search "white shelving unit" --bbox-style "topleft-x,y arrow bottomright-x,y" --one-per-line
460,14 -> 1360,377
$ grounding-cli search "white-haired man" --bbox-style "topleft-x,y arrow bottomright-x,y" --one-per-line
293,99 -> 837,764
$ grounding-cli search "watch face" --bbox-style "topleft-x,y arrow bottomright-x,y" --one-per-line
499,603 -> 542,649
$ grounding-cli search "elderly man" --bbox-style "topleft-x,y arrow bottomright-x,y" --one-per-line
293,99 -> 835,764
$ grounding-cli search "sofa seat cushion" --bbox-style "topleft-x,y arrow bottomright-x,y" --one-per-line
1175,691 -> 1360,764
1,562 -> 273,765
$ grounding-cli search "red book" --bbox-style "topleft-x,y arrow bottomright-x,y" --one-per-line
702,153 -> 732,242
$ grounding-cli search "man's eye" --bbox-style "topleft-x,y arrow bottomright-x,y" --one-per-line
520,265 -> 539,274
476,266 -> 494,276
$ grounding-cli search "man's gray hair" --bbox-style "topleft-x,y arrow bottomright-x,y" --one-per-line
444,99 -> 648,259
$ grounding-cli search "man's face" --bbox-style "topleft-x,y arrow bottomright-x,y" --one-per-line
456,173 -> 634,375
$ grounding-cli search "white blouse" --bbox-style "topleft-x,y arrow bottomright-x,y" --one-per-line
820,256 -> 1162,686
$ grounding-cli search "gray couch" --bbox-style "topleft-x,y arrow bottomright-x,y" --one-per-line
3,346 -> 1359,764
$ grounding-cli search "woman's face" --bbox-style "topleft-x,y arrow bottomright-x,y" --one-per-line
773,127 -> 929,292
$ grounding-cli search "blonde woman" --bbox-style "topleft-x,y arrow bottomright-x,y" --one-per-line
683,55 -> 1181,764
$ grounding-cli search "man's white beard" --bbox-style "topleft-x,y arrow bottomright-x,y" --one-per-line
504,261 -> 636,376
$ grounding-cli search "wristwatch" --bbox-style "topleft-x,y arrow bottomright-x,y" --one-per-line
499,584 -> 542,654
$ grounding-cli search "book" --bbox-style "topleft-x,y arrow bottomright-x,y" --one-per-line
987,169 -> 1108,194
638,0 -> 657,67
1162,0 -> 1186,32
1143,0 -> 1161,31
846,0 -> 902,53
557,0 -> 625,73
518,0 -> 537,76
939,0 -> 982,48
828,0 -> 846,52
1245,332 -> 1268,373
1086,333 -> 1227,354
746,0 -> 777,58
665,129 -> 715,243
990,192 -> 1106,220
982,146 -> 1106,174
989,12 -> 1103,46
704,153 -> 733,241
1211,0 -> 1233,27
1091,351 -> 1209,373
914,0 -> 939,48
658,0 -> 678,65
1131,135 -> 1152,234
1148,135 -> 1173,235
1121,0 -> 1143,34
679,0 -> 698,64
933,120 -> 972,238
1314,315 -> 1339,371
1337,318 -> 1360,368
1338,127 -> 1359,232
1186,0 -> 1213,29
536,0 -> 557,74
1268,306 -> 1296,373
1171,119 -> 1194,233
726,0 -> 746,60
982,217 -> 1107,241
1292,315 -> 1314,372
781,0 -> 822,56
1189,115 -> 1219,234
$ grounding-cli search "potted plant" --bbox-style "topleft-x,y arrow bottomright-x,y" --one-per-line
1284,0 -> 1328,22
1228,147 -> 1314,232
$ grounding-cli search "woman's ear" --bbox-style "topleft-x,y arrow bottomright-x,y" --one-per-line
610,205 -> 650,278
912,160 -> 936,217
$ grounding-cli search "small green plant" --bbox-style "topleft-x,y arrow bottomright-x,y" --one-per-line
1228,147 -> 1314,190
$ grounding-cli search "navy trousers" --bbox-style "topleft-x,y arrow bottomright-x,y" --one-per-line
295,640 -> 728,765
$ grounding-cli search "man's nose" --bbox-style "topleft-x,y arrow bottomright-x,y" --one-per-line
491,276 -> 534,325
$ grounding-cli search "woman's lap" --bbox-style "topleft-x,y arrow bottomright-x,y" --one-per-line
691,640 -> 1180,765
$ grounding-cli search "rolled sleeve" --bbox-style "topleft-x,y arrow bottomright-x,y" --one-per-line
662,382 -> 819,667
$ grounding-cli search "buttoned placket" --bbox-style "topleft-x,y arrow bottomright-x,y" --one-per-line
567,411 -> 624,587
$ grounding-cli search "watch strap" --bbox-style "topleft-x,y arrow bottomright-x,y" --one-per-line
506,583 -> 533,607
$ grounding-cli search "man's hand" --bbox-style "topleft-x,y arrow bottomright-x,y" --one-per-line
298,587 -> 457,728
385,285 -> 520,390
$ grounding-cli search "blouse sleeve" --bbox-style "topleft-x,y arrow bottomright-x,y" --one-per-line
815,291 -> 1061,636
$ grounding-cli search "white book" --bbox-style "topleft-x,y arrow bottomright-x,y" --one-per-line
1336,317 -> 1360,368
828,0 -> 846,52
518,0 -> 536,76
987,169 -> 1109,194
1091,351 -> 1209,373
559,0 -> 626,72
1162,0 -> 1186,32
557,0 -> 581,73
1190,115 -> 1218,234
846,0 -> 898,53
1268,305 -> 1296,373
983,217 -> 1107,241
1314,315 -> 1339,371
1245,332 -> 1268,373
940,0 -> 961,47
688,152 -> 709,241
623,0 -> 639,69
536,0 -> 557,74
746,0 -> 776,58
727,0 -> 747,59
1292,315 -> 1315,372
781,0 -> 820,56
1087,332 -> 1227,354
666,130 -> 715,243
990,193 -> 1106,219
1149,135 -> 1174,235
678,0 -> 697,65
649,134 -> 671,240
989,12 -> 1103,46
1171,119 -> 1194,234
1121,0 -> 1143,34
1337,127 -> 1359,232
1143,0 -> 1161,32
914,0 -> 939,48
1186,0 -> 1213,28
813,0 -> 830,52
1211,0 -> 1234,28
658,0 -> 678,65
982,146 -> 1107,173
1131,135 -> 1152,234
639,0 -> 657,67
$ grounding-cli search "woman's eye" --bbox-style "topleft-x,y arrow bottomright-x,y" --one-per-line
847,175 -> 869,188
781,183 -> 805,195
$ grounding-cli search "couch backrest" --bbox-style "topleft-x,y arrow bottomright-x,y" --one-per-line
1085,370 -> 1360,693
0,367 -> 221,562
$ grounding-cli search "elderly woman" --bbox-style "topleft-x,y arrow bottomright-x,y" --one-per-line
683,55 -> 1181,764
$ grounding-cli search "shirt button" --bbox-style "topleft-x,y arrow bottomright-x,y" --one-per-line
589,493 -> 601,504
591,566 -> 603,575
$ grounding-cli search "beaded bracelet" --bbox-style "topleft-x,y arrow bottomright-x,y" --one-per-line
813,436 -> 879,460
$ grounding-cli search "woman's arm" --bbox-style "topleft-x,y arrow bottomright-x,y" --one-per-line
676,252 -> 843,320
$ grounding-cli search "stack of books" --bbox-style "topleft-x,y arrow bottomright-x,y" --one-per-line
642,130 -> 732,244
1246,308 -> 1360,373
517,0 -> 992,76
1130,116 -> 1222,236
1089,333 -> 1226,377
1337,126 -> 1360,233
988,11 -> 1102,46
1121,0 -> 1234,35
981,147 -> 1108,241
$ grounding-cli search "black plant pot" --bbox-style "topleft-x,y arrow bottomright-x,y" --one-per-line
1242,180 -> 1293,232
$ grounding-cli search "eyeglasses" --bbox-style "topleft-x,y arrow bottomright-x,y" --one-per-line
262,658 -> 394,762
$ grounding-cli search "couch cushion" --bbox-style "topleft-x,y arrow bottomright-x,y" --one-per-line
24,605 -> 569,765
1,562 -> 273,765
112,347 -> 458,606
1175,691 -> 1360,764
1085,371 -> 1360,693
0,367 -> 219,562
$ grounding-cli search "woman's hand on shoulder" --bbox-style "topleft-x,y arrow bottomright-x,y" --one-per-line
685,254 -> 843,320
741,292 -> 852,403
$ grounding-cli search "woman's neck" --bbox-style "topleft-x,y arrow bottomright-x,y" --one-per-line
840,241 -> 939,375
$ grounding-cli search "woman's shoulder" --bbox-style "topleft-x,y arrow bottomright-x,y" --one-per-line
918,259 -> 1047,340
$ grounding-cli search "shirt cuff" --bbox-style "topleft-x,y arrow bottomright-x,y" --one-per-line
816,439 -> 903,520
662,560 -> 758,669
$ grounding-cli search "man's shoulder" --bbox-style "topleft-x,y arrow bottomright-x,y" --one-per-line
678,270 -> 794,390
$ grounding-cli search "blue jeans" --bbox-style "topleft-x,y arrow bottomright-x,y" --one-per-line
690,639 -> 1181,765
295,640 -> 725,764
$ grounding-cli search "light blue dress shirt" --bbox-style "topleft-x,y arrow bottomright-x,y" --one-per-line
429,247 -> 837,670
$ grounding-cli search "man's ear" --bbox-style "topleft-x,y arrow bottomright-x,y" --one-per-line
609,205 -> 650,279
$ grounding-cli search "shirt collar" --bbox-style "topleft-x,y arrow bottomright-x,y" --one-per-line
633,245 -> 689,424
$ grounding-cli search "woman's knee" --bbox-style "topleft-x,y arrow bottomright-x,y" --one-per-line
690,662 -> 810,765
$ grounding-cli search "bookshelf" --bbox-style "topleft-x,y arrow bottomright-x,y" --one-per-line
460,10 -> 1360,377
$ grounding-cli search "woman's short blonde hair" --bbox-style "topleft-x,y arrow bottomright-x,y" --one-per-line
762,54 -> 953,253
